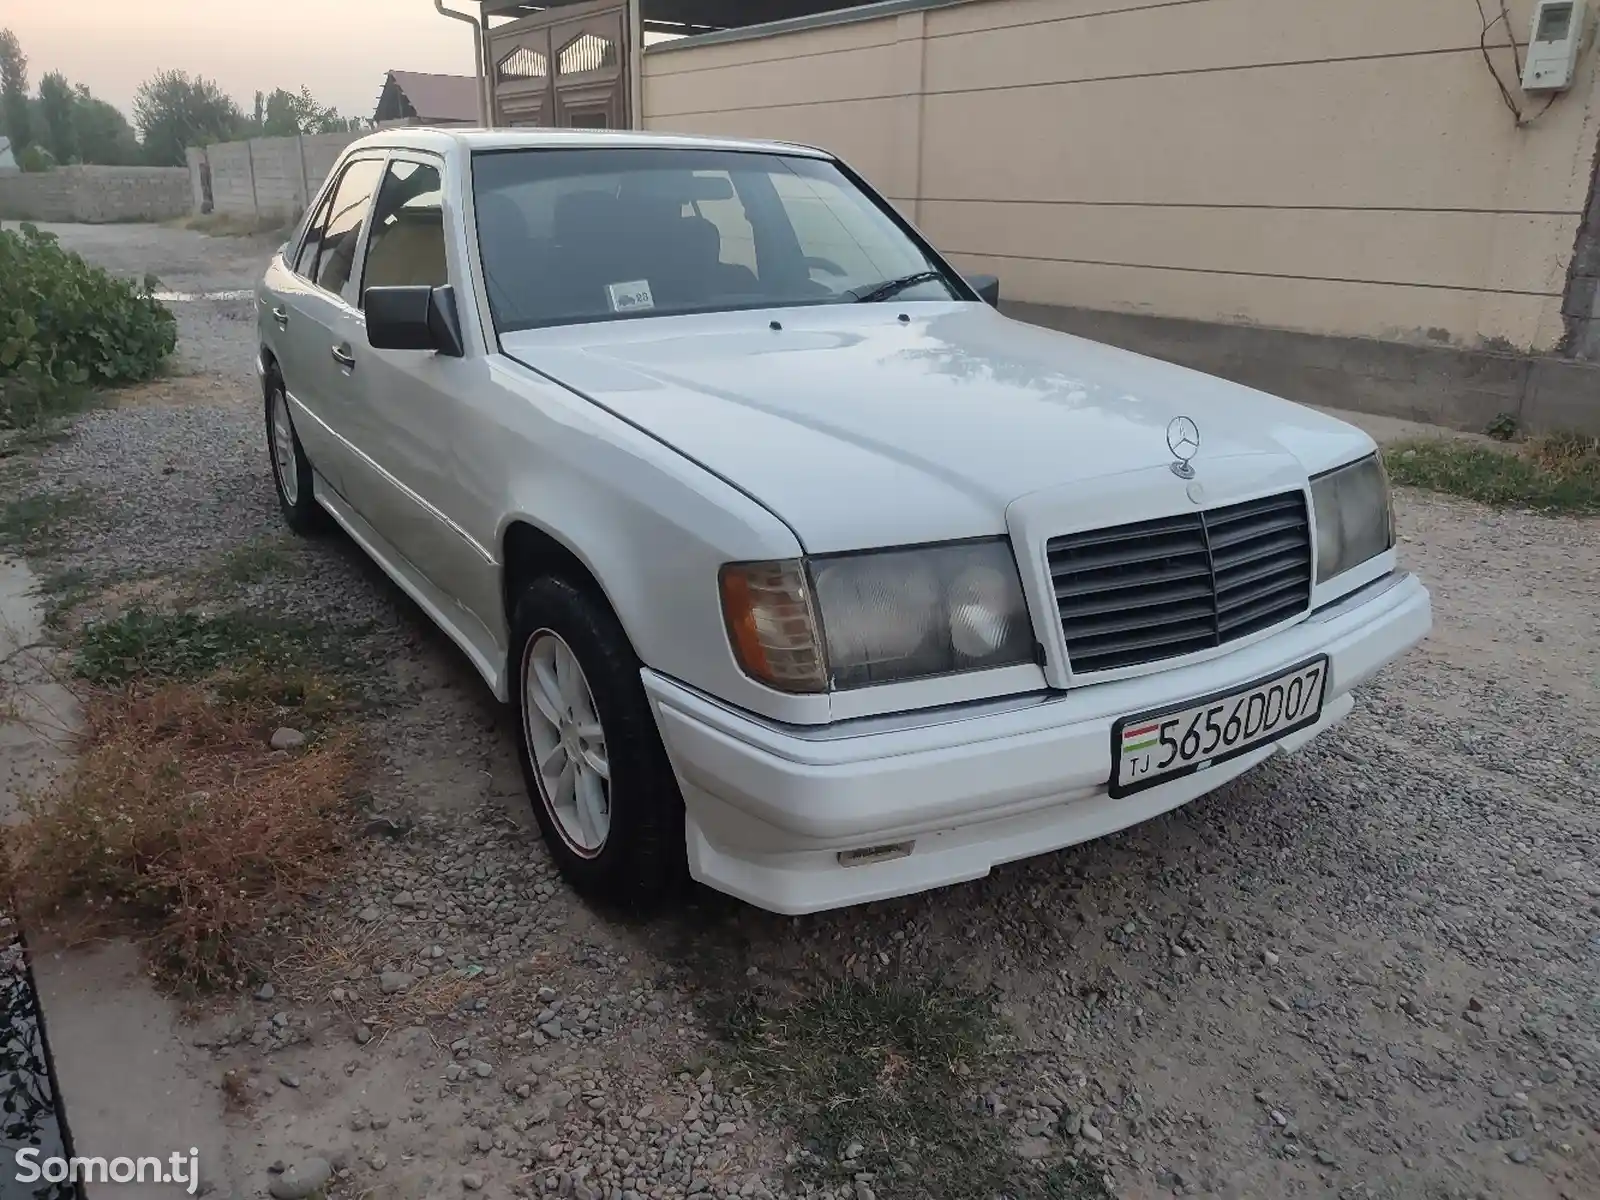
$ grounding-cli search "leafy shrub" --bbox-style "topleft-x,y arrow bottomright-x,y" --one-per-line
0,223 -> 177,428
1485,411 -> 1518,441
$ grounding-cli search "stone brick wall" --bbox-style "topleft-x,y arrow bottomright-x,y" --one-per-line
0,166 -> 192,223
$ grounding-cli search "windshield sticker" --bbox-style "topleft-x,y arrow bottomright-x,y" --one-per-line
606,279 -> 655,313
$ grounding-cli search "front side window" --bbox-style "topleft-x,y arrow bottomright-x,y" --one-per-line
313,157 -> 386,304
471,147 -> 959,332
293,189 -> 334,278
361,160 -> 448,304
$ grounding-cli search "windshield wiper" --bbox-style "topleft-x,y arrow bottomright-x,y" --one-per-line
843,270 -> 947,304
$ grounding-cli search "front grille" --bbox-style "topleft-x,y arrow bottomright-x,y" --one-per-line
1047,490 -> 1312,674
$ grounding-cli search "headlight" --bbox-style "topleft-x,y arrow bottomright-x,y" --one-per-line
720,540 -> 1033,692
1311,454 -> 1393,584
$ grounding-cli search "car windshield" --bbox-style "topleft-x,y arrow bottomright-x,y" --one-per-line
471,146 -> 961,332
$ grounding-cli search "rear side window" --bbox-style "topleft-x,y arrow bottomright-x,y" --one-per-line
312,158 -> 385,304
360,160 -> 448,306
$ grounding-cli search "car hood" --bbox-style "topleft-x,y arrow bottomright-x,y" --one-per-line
500,303 -> 1373,552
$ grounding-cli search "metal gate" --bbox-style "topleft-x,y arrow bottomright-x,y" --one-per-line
488,0 -> 629,130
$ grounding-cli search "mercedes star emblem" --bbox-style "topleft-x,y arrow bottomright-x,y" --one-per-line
1166,416 -> 1200,479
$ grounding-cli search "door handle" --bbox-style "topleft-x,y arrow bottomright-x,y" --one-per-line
270,306 -> 288,327
331,344 -> 356,370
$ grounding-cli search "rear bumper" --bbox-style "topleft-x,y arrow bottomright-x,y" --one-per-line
643,572 -> 1431,914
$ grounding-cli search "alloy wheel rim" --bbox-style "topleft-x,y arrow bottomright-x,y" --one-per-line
271,390 -> 299,507
521,629 -> 611,857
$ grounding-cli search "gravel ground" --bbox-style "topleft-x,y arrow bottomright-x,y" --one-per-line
3,224 -> 1596,1200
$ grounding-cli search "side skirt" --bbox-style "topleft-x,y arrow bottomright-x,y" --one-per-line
312,472 -> 509,702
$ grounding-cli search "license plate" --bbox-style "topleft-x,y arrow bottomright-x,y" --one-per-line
1109,656 -> 1328,798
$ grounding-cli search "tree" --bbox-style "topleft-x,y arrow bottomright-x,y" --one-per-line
37,71 -> 77,164
132,69 -> 243,166
253,86 -> 362,137
0,28 -> 30,154
322,112 -> 367,134
73,85 -> 140,165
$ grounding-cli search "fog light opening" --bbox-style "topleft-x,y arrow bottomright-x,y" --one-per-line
837,842 -> 914,868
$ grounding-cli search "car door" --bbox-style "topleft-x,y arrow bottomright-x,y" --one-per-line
274,155 -> 387,502
344,152 -> 502,645
261,187 -> 346,493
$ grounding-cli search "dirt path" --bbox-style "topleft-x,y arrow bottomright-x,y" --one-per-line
2,224 -> 1595,1200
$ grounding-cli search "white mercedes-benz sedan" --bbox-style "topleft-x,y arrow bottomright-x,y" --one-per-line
256,128 -> 1431,914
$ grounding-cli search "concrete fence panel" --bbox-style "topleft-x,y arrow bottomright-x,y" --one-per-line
184,147 -> 207,213
245,136 -> 305,219
205,140 -> 256,217
301,134 -> 362,197
186,132 -> 365,223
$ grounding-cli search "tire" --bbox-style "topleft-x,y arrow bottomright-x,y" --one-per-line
509,573 -> 686,908
264,368 -> 326,535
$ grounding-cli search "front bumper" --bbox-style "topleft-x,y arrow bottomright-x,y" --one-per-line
642,572 -> 1431,915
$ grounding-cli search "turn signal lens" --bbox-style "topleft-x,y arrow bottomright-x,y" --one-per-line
718,560 -> 827,693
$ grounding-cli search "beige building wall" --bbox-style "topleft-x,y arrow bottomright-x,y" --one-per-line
642,0 -> 1600,352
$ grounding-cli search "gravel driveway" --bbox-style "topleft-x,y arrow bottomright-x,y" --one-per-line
5,224 -> 1596,1200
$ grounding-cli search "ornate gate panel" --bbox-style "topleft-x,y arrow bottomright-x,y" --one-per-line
489,1 -> 628,129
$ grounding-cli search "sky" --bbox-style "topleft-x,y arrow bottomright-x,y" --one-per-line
3,0 -> 479,124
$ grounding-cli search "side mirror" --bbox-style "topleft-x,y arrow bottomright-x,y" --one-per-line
965,273 -> 1000,306
365,284 -> 465,358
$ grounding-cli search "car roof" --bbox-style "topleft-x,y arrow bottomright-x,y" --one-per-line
344,126 -> 834,160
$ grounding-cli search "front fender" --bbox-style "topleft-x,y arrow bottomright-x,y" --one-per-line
478,356 -> 829,726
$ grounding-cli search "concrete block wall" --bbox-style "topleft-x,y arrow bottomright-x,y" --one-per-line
1565,180 -> 1600,359
1570,278 -> 1600,358
1010,301 -> 1600,436
0,165 -> 192,223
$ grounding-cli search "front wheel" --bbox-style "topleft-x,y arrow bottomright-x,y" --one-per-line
509,574 -> 686,907
265,370 -> 325,535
